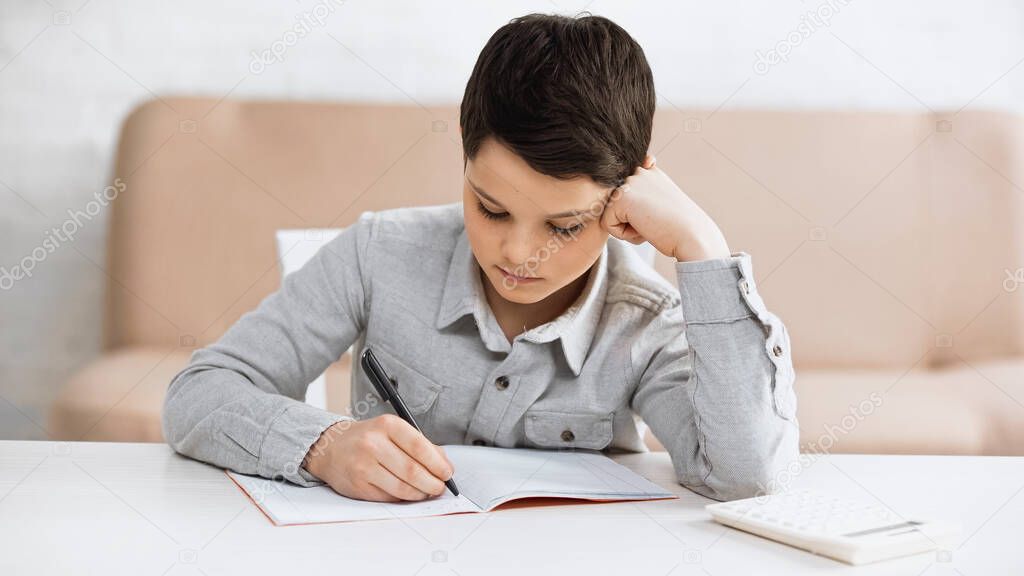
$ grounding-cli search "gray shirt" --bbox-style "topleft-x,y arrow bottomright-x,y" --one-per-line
162,203 -> 799,501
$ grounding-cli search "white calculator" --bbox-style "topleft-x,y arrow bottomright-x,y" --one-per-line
705,490 -> 960,565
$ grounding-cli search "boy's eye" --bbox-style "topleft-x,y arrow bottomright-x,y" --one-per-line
476,199 -> 585,236
476,200 -> 509,221
548,221 -> 585,237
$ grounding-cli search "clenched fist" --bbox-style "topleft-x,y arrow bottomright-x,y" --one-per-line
600,154 -> 731,263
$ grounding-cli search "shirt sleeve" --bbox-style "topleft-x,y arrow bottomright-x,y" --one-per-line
628,251 -> 799,501
161,212 -> 378,487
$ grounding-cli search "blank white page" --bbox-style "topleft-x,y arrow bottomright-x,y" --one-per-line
445,445 -> 675,510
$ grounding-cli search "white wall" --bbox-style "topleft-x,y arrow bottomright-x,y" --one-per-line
1,0 -> 1022,439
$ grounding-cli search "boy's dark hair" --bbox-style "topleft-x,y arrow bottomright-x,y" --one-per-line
460,13 -> 655,189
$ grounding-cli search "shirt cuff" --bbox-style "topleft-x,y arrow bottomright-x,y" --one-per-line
257,401 -> 352,487
675,251 -> 757,324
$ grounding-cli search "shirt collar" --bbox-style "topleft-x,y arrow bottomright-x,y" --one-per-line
435,230 -> 609,376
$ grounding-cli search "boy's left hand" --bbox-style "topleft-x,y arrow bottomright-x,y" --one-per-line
600,154 -> 731,263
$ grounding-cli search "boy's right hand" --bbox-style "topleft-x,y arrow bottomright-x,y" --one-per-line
301,414 -> 455,502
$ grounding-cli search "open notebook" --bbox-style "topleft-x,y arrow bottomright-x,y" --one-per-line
227,445 -> 677,526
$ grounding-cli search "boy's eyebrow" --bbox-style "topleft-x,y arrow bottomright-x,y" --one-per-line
468,177 -> 591,220
467,178 -> 505,208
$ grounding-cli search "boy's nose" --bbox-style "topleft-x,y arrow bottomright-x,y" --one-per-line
501,227 -> 536,268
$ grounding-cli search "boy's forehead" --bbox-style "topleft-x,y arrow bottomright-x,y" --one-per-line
468,139 -> 607,211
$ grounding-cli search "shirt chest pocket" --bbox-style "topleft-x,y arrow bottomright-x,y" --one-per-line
523,409 -> 613,451
360,346 -> 443,416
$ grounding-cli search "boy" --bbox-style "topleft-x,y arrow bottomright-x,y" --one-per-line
162,13 -> 798,503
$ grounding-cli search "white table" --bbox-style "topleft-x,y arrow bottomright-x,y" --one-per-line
0,441 -> 1020,574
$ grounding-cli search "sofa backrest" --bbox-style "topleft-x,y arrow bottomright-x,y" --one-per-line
108,99 -> 1024,369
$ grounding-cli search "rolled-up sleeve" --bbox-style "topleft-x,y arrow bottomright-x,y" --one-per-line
161,212 -> 377,487
629,251 -> 799,501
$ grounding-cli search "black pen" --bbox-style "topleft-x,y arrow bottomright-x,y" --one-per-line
360,348 -> 460,497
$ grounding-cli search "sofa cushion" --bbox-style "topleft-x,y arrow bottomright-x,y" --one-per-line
52,346 -> 1024,455
50,347 -> 191,442
50,347 -> 355,443
795,358 -> 1024,455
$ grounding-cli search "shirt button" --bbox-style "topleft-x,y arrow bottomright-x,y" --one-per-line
560,429 -> 575,442
740,280 -> 750,294
772,344 -> 784,357
495,376 -> 509,390
472,439 -> 487,446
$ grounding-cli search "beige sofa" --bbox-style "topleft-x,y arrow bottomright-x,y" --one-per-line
51,98 -> 1024,456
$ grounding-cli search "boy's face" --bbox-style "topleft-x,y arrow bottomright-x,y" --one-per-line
463,137 -> 613,305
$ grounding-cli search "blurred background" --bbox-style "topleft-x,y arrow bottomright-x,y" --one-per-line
2,1 -> 1022,453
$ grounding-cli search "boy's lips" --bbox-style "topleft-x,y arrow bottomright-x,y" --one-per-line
497,266 -> 542,283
